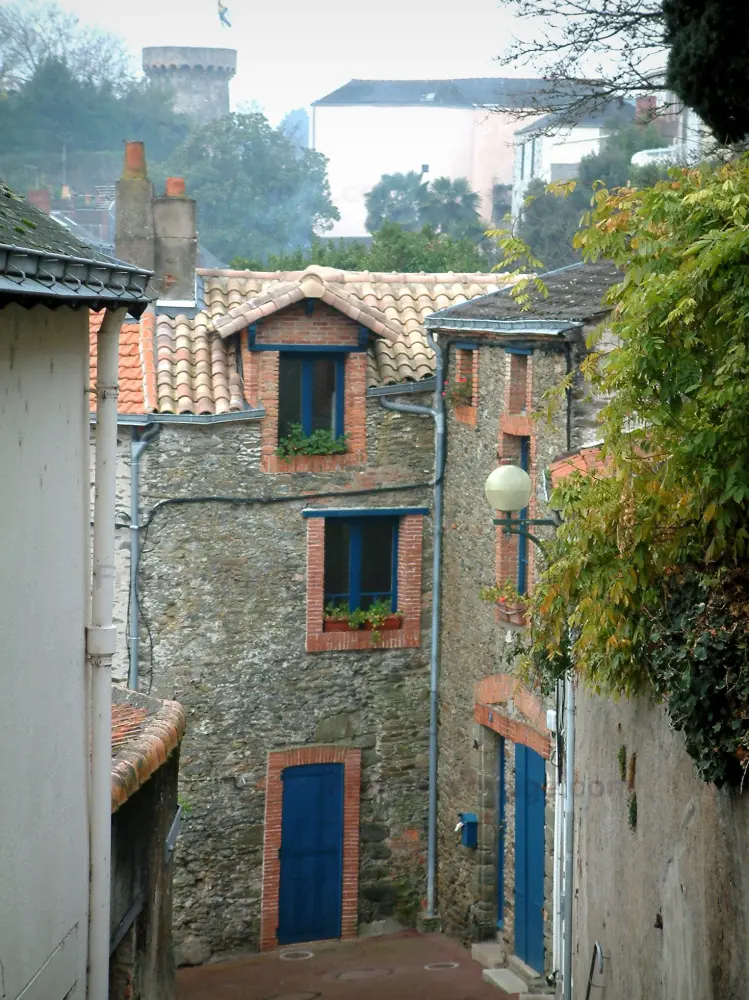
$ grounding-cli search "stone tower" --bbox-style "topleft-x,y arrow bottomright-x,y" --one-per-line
142,46 -> 237,127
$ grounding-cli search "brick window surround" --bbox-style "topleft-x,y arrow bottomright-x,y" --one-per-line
473,673 -> 551,759
243,300 -> 369,474
305,513 -> 424,653
454,347 -> 479,426
261,745 -> 362,951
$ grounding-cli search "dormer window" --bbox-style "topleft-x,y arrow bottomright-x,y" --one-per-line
278,353 -> 345,439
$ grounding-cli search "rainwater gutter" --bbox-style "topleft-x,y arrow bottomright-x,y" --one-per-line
128,423 -> 160,690
378,332 -> 444,920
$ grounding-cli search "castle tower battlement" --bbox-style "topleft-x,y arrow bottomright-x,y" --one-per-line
142,46 -> 237,126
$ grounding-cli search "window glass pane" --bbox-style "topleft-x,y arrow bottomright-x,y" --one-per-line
360,519 -> 394,608
311,357 -> 336,432
324,519 -> 350,603
278,355 -> 302,438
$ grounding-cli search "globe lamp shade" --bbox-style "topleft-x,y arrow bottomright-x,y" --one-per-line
484,465 -> 532,513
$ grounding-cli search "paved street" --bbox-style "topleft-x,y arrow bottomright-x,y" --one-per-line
177,931 -> 514,999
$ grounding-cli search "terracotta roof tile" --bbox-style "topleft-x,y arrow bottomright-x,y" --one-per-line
198,265 -> 515,386
111,690 -> 186,813
89,310 -> 156,414
90,267 -> 519,417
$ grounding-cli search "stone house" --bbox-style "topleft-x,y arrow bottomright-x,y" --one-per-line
425,259 -> 621,990
98,148 -> 516,962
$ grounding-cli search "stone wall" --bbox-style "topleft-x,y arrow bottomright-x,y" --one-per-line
437,339 -> 568,973
573,689 -> 749,1000
136,395 -> 435,960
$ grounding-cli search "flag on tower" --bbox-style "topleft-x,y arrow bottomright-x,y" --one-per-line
218,1 -> 231,27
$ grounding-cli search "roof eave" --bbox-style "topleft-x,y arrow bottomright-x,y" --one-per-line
425,316 -> 580,336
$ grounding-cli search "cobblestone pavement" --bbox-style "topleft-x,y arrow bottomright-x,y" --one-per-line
177,931 -> 514,999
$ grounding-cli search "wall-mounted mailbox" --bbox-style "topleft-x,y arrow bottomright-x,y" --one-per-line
457,812 -> 478,849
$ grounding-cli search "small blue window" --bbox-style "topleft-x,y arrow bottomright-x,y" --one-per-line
279,352 -> 345,439
324,517 -> 399,612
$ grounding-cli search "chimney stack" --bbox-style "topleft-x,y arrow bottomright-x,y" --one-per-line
115,141 -> 155,273
27,189 -> 51,215
153,177 -> 197,302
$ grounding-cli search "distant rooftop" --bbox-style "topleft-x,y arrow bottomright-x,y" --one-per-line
514,100 -> 634,137
313,77 -> 556,110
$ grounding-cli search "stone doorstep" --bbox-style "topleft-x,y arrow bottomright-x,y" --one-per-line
483,967 -> 527,993
507,953 -> 548,991
471,941 -> 507,969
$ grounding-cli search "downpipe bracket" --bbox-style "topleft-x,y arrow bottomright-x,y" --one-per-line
86,624 -> 117,657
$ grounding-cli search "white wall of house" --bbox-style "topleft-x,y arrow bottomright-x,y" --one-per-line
511,125 -> 605,222
0,304 -> 90,999
313,103 -> 533,238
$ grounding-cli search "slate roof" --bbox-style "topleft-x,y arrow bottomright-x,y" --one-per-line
313,77 -> 551,109
426,260 -> 623,331
110,687 -> 185,813
0,181 -> 151,313
514,100 -> 634,137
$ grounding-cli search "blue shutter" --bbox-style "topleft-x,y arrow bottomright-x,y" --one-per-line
514,744 -> 546,973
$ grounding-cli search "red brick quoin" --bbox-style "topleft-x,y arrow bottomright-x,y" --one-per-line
260,746 -> 362,952
305,514 -> 424,653
255,301 -> 369,474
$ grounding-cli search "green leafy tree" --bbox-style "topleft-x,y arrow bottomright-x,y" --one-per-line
364,171 -> 427,233
419,176 -> 482,238
664,0 -> 749,144
520,155 -> 749,783
165,113 -> 339,262
232,222 -> 492,273
517,122 -> 671,269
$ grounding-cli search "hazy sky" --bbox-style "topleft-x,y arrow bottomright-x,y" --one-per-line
52,0 -> 528,123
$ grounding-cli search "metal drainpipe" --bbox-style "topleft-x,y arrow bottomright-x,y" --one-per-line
128,423 -> 160,690
87,307 -> 126,1000
378,331 -> 445,918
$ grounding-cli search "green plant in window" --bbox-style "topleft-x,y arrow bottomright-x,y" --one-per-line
276,423 -> 348,458
480,579 -> 526,608
617,745 -> 627,782
446,375 -> 473,406
628,792 -> 638,831
324,601 -> 353,622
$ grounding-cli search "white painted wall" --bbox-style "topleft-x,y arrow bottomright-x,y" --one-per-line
0,304 -> 90,1000
512,126 -> 605,222
313,104 -> 534,238
89,431 -> 133,686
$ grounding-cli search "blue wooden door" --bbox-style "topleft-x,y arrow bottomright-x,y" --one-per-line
278,762 -> 344,945
497,737 -> 506,928
514,744 -> 546,973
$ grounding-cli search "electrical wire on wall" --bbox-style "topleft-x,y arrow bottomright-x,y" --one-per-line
130,478 -> 438,692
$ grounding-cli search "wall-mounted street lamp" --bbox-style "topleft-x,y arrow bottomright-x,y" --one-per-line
484,465 -> 558,547
483,462 -> 574,1000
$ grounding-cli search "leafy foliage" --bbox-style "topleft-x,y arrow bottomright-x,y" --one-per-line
0,58 -> 189,161
523,154 -> 749,785
517,123 -> 669,269
276,424 -> 347,458
664,0 -> 749,144
231,222 -> 493,273
365,172 -> 484,238
165,113 -> 339,262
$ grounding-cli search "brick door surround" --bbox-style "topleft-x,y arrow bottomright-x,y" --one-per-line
260,745 -> 362,951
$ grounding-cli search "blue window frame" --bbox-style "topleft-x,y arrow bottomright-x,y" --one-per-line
324,516 -> 399,612
518,437 -> 530,595
278,352 -> 345,439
